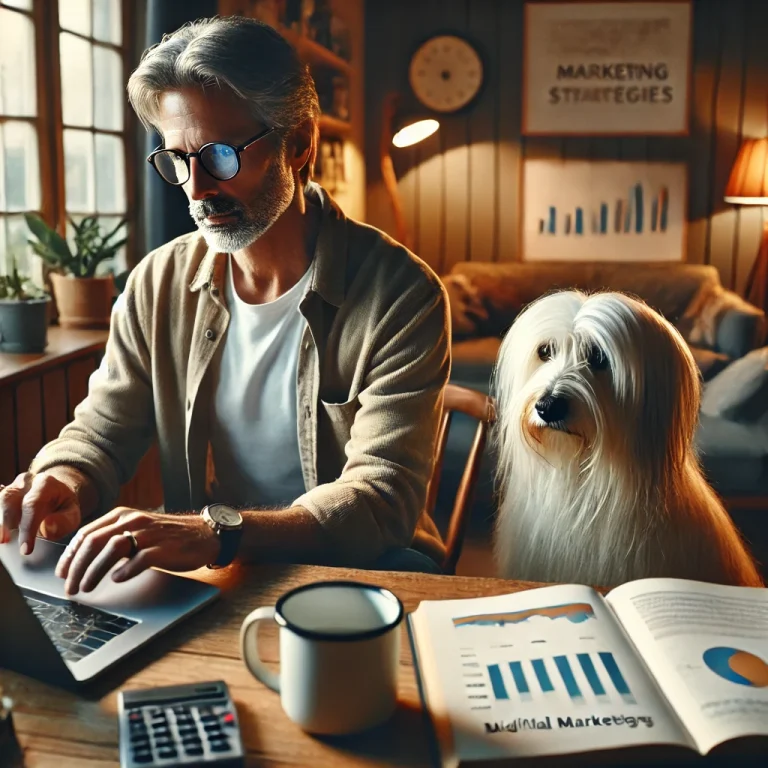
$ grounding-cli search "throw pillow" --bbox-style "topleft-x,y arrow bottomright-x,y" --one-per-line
441,273 -> 490,339
700,346 -> 768,422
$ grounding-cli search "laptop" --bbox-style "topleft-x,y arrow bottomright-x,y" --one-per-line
0,530 -> 220,689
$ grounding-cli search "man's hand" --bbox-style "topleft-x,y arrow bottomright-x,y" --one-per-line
0,472 -> 83,554
55,507 -> 221,595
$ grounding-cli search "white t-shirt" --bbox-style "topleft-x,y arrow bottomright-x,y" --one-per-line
209,256 -> 313,508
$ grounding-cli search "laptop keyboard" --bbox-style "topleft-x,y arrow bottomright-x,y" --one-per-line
21,587 -> 138,663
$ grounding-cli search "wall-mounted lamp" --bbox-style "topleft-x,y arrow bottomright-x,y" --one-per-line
380,93 -> 440,249
725,137 -> 768,315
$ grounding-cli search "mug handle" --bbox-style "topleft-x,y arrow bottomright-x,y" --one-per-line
239,606 -> 280,692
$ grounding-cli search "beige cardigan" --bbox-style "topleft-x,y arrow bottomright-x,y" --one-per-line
31,186 -> 451,566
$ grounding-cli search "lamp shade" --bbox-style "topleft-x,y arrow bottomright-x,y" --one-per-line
724,138 -> 768,204
392,117 -> 440,148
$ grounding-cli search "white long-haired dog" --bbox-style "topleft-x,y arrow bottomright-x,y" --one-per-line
492,290 -> 763,588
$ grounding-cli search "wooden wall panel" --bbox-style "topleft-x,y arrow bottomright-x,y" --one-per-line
15,378 -> 43,472
0,386 -> 16,481
42,368 -> 68,443
365,0 -> 768,292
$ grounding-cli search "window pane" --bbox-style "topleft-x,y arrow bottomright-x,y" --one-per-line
0,8 -> 36,117
3,120 -> 40,211
93,45 -> 122,130
2,1 -> 33,10
95,133 -> 125,213
93,0 -> 121,44
59,0 -> 91,36
60,33 -> 93,126
64,128 -> 94,212
5,213 -> 31,275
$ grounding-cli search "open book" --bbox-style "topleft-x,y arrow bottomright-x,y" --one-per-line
409,579 -> 768,766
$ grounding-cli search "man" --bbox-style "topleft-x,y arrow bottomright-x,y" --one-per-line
0,17 -> 450,592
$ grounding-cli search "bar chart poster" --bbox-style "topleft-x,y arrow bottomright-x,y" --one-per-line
522,160 -> 686,262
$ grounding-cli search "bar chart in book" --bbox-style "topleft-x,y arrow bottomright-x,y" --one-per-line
523,160 -> 686,262
482,652 -> 636,707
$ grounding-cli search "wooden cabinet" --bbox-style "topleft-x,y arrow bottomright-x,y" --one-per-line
0,328 -> 162,509
217,0 -> 365,220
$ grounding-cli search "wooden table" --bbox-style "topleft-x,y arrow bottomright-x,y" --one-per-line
0,565 -> 542,767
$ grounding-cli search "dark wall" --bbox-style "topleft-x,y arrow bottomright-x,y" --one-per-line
365,0 -> 768,292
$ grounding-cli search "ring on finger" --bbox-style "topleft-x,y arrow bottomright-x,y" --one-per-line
122,530 -> 139,559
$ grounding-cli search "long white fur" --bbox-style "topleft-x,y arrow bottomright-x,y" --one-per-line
492,290 -> 763,588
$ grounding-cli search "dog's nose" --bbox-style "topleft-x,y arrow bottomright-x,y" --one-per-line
535,395 -> 568,423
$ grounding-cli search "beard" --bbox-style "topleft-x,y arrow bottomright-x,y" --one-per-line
189,151 -> 295,253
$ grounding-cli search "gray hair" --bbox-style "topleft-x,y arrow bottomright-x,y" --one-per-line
127,16 -> 320,184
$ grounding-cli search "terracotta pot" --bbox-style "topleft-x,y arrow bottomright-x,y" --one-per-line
50,273 -> 114,329
0,298 -> 50,353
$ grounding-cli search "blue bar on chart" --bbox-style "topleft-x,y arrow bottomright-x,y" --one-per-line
548,206 -> 556,234
599,203 -> 608,234
659,187 -> 669,232
508,661 -> 532,701
651,198 -> 658,232
488,664 -> 509,700
598,652 -> 636,704
633,183 -> 644,233
577,653 -> 609,702
575,207 -> 583,234
531,658 -> 555,693
554,655 -> 584,703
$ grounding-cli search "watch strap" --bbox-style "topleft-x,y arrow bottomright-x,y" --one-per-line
211,524 -> 243,568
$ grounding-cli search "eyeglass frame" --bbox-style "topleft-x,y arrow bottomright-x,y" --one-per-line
147,126 -> 277,186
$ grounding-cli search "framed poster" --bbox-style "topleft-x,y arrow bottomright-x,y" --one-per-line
522,160 -> 687,262
523,1 -> 691,135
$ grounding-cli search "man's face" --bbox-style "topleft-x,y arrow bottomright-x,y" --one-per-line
156,87 -> 294,252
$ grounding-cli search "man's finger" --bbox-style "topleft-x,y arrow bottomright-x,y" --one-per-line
18,474 -> 64,555
77,532 -> 139,594
112,546 -> 159,583
0,474 -> 33,545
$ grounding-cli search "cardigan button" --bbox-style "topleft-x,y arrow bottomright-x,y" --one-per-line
205,328 -> 216,341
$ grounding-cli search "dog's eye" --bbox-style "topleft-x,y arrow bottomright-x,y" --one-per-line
537,343 -> 554,361
587,345 -> 609,370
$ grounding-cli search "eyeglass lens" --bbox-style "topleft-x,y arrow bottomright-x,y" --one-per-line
154,142 -> 240,184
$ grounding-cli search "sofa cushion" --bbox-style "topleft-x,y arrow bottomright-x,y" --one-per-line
448,261 -> 723,336
696,413 -> 768,495
688,345 -> 731,381
700,347 -> 768,422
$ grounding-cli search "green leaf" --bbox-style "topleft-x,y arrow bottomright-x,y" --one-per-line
25,213 -> 54,244
102,218 -> 128,245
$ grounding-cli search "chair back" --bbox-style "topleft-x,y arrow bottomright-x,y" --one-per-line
425,383 -> 496,575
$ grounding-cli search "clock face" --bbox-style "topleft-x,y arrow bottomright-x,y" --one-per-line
213,505 -> 242,527
409,35 -> 483,113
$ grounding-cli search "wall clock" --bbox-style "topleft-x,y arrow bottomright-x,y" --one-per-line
408,34 -> 483,114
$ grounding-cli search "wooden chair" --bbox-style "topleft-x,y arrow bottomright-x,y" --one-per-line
423,383 -> 497,575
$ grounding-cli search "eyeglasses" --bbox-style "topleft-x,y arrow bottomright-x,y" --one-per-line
147,127 -> 276,185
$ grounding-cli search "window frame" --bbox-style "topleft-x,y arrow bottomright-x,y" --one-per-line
0,0 -> 140,272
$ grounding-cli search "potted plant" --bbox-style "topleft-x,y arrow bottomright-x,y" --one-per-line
0,255 -> 50,353
25,214 -> 127,329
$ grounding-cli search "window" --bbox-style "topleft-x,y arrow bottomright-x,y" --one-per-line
0,0 -> 41,276
0,0 -> 134,278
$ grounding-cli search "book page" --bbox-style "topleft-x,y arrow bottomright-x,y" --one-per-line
607,579 -> 768,754
410,584 -> 690,766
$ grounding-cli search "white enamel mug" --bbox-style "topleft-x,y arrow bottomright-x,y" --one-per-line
239,580 -> 404,735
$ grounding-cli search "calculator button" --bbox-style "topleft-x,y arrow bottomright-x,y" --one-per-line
128,710 -> 143,722
152,727 -> 172,739
182,735 -> 202,747
176,717 -> 195,728
129,720 -> 147,731
178,726 -> 198,737
130,734 -> 150,746
203,721 -> 222,732
222,712 -> 236,726
210,739 -> 230,752
200,714 -> 218,724
132,750 -> 153,764
173,705 -> 189,714
157,746 -> 178,759
155,737 -> 174,749
185,745 -> 204,757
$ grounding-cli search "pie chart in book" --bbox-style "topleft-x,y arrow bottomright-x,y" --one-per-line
702,647 -> 768,687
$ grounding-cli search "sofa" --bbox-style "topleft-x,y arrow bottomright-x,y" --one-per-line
434,260 -> 768,551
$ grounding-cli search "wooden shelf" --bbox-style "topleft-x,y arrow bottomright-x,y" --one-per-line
279,26 -> 352,76
319,114 -> 351,138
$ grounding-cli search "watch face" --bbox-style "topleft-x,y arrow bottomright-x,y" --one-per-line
409,35 -> 483,113
210,505 -> 242,527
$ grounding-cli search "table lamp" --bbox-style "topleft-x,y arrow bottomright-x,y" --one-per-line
724,137 -> 768,314
380,92 -> 440,249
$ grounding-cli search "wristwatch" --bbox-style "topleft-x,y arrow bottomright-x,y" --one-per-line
201,503 -> 244,569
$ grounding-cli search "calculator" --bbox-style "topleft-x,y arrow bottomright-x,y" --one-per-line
118,680 -> 245,767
